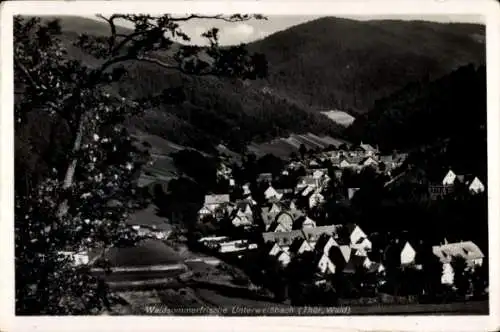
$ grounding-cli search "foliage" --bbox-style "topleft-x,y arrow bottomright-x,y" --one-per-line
15,14 -> 267,315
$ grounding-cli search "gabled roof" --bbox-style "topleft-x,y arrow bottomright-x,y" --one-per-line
204,194 -> 230,205
288,238 -> 311,255
359,143 -> 377,152
292,216 -> 316,230
262,230 -> 304,245
432,241 -> 484,264
302,225 -> 337,242
314,234 -> 338,253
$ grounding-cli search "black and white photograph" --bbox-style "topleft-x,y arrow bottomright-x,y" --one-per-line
2,0 -> 500,331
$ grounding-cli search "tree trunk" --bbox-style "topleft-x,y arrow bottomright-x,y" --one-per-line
56,112 -> 87,219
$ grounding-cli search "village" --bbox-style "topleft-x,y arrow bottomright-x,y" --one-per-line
172,141 -> 489,304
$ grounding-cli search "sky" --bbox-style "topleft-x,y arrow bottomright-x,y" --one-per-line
86,13 -> 484,46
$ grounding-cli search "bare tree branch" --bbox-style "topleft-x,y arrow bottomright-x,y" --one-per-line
169,14 -> 266,22
14,55 -> 45,90
95,14 -> 119,54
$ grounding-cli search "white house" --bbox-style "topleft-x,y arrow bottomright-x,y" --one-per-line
232,215 -> 252,227
275,212 -> 294,231
269,243 -> 282,256
317,254 -> 336,274
276,251 -> 291,267
302,216 -> 317,229
442,170 -> 457,186
295,239 -> 314,255
269,203 -> 282,214
264,186 -> 283,201
432,241 -> 484,267
339,160 -> 351,169
314,236 -> 339,255
351,236 -> 372,252
58,250 -> 89,266
359,142 -> 378,157
198,194 -> 230,217
469,177 -> 485,194
348,224 -> 368,246
339,245 -> 352,263
363,156 -> 378,167
400,241 -> 417,265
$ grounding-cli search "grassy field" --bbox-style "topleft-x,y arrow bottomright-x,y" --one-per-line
103,239 -> 182,267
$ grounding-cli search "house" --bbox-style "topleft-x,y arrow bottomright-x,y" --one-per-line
428,185 -> 455,200
316,253 -> 336,274
269,202 -> 282,214
309,159 -> 320,168
345,224 -> 369,248
218,240 -> 258,253
268,220 -> 292,233
235,200 -> 253,217
362,156 -> 378,168
314,234 -> 339,255
343,255 -> 371,274
269,243 -> 282,256
292,216 -> 317,230
351,236 -> 373,252
432,241 -> 484,267
199,194 -> 231,217
302,225 -> 338,243
400,241 -> 417,265
289,238 -> 314,256
204,194 -> 230,208
442,169 -> 458,186
58,250 -> 90,266
262,230 -> 304,247
264,185 -> 283,201
347,188 -> 360,200
231,214 -> 253,227
339,159 -> 351,169
359,142 -> 378,157
274,211 -> 295,231
261,207 -> 280,231
276,250 -> 291,267
468,177 -> 485,194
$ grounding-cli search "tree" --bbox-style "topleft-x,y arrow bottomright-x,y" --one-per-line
15,14 -> 267,315
451,256 -> 471,298
299,143 -> 307,160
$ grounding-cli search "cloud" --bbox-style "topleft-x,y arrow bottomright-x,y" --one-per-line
219,23 -> 259,45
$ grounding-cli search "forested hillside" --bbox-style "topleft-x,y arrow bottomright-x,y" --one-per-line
249,17 -> 485,114
53,16 -> 345,153
347,64 -> 487,180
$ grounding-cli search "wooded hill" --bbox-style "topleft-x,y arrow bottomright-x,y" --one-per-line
346,64 -> 487,181
49,16 -> 484,153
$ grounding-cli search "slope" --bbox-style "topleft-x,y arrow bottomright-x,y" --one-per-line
248,17 -> 485,114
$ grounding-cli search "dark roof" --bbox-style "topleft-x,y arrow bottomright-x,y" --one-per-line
289,238 -> 306,255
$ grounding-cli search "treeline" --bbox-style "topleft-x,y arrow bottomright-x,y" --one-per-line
120,62 -> 344,153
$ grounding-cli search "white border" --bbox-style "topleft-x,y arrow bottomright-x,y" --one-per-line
1,1 -> 499,331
